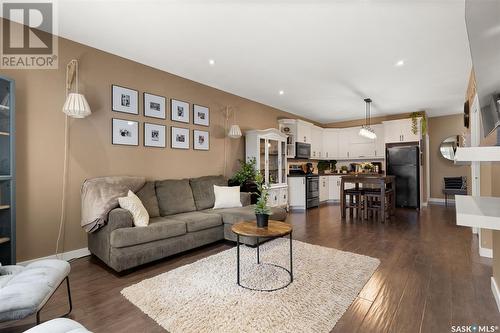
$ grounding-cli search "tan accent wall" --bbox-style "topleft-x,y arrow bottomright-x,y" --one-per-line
427,114 -> 470,199
1,34 -> 312,261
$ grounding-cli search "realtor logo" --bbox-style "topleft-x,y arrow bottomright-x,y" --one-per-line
1,1 -> 58,69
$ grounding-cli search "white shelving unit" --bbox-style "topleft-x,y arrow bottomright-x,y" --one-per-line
456,195 -> 500,230
454,146 -> 500,163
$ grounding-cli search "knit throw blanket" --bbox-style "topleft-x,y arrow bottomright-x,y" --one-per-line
81,176 -> 145,233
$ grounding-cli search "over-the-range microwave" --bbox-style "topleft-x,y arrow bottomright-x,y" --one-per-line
295,142 -> 311,159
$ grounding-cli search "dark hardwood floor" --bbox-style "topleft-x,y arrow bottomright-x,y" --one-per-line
2,204 -> 499,333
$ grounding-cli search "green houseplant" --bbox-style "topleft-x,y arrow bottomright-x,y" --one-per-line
254,172 -> 271,227
230,157 -> 257,185
410,111 -> 427,135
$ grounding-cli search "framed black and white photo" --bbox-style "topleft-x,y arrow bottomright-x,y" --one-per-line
112,118 -> 139,146
171,99 -> 190,123
144,123 -> 166,148
144,93 -> 166,119
112,85 -> 138,115
193,104 -> 209,126
193,130 -> 209,150
171,127 -> 190,149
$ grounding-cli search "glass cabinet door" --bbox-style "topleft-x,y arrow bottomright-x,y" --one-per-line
280,141 -> 286,184
268,139 -> 279,185
0,80 -> 10,176
259,138 -> 266,179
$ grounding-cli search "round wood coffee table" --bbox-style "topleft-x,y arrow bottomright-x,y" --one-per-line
231,220 -> 293,292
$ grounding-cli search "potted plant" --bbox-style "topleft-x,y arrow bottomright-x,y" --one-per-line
340,165 -> 349,174
254,172 -> 271,228
229,158 -> 258,203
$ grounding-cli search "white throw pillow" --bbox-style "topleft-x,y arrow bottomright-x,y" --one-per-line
118,190 -> 150,227
213,185 -> 242,209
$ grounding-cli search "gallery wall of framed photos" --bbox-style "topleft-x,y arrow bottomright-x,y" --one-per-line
111,84 -> 210,151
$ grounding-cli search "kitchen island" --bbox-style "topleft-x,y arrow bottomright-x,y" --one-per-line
340,174 -> 396,222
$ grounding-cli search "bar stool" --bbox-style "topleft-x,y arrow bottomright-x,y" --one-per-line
363,188 -> 395,222
344,188 -> 365,219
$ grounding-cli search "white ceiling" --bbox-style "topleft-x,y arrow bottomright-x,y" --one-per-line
55,0 -> 471,123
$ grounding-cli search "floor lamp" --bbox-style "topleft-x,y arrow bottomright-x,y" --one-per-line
56,59 -> 92,257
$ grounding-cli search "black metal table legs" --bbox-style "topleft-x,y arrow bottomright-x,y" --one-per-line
236,233 -> 293,292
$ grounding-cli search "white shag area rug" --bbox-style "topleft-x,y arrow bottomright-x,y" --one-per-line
121,239 -> 379,333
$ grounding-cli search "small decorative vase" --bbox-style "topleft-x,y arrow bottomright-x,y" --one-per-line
255,213 -> 269,228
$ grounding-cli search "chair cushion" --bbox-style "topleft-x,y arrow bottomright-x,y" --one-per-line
189,175 -> 227,210
170,211 -> 223,232
207,205 -> 287,225
156,179 -> 197,216
135,181 -> 160,218
110,217 -> 186,248
0,259 -> 70,322
23,318 -> 91,333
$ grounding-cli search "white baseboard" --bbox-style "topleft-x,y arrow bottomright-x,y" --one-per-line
492,277 -> 500,313
428,197 -> 455,206
18,247 -> 90,265
480,246 -> 493,258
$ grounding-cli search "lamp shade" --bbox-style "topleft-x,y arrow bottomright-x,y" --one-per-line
62,93 -> 91,118
228,124 -> 242,139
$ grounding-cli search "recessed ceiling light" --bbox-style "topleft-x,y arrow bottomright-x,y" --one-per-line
279,90 -> 284,95
395,59 -> 405,67
208,59 -> 216,66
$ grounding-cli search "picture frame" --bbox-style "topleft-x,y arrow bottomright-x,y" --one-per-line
171,99 -> 190,123
144,123 -> 166,148
193,104 -> 209,126
112,118 -> 139,146
143,93 -> 166,119
171,127 -> 190,149
193,130 -> 209,151
112,85 -> 138,115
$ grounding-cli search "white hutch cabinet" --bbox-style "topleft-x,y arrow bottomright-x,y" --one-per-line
245,129 -> 288,208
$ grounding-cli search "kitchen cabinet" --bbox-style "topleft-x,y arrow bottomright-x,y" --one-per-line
311,125 -> 323,159
383,118 -> 421,144
296,120 -> 312,144
328,176 -> 341,201
245,128 -> 288,208
322,129 -> 338,159
373,124 -> 386,157
319,176 -> 329,202
337,129 -> 351,159
288,177 -> 306,209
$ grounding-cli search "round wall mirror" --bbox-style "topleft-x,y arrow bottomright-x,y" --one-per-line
439,135 -> 463,161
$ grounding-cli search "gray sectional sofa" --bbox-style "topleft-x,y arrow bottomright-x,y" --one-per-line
88,175 -> 287,272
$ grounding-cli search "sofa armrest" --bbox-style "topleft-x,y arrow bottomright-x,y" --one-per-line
240,192 -> 251,206
88,208 -> 133,265
107,208 -> 134,231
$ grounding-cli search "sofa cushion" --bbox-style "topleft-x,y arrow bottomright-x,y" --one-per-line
170,211 -> 223,232
206,205 -> 287,225
156,179 -> 197,216
136,181 -> 160,218
189,175 -> 227,210
110,217 -> 186,248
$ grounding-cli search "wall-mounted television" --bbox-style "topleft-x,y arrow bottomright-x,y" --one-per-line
465,0 -> 500,137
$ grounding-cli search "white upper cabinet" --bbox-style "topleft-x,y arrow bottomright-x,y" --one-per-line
373,124 -> 386,157
322,129 -> 338,159
311,125 -> 323,159
296,120 -> 312,144
383,118 -> 421,144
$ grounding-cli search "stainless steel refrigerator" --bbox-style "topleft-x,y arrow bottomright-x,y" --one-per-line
386,145 -> 420,208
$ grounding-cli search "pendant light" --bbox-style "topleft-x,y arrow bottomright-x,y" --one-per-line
62,59 -> 91,118
359,98 -> 377,140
